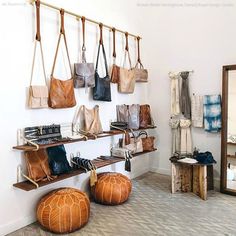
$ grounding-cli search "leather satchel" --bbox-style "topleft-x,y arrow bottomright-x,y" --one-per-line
138,131 -> 155,151
93,24 -> 111,102
121,132 -> 143,154
74,17 -> 95,88
48,9 -> 76,109
134,37 -> 148,82
28,0 -> 48,109
118,33 -> 135,93
73,105 -> 103,135
24,149 -> 54,182
139,104 -> 153,128
46,145 -> 72,175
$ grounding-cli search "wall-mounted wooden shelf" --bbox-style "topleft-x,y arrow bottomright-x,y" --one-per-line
13,149 -> 157,191
13,126 -> 156,151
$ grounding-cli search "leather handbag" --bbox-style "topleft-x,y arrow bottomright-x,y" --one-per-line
117,104 -> 140,129
72,105 -> 103,135
138,131 -> 155,151
121,132 -> 143,154
24,149 -> 55,182
93,23 -> 111,102
48,9 -> 76,109
28,0 -> 48,109
134,37 -> 148,82
118,32 -> 135,94
128,104 -> 140,130
74,17 -> 95,88
139,104 -> 153,128
117,104 -> 129,123
46,145 -> 71,175
110,28 -> 120,83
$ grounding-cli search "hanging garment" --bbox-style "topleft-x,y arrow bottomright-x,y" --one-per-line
169,119 -> 180,155
169,72 -> 180,116
180,72 -> 191,119
203,95 -> 221,132
180,119 -> 192,155
191,95 -> 203,128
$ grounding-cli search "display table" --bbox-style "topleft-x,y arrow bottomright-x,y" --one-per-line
171,161 -> 214,200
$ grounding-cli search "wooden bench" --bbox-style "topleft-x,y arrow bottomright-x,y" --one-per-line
171,161 -> 214,200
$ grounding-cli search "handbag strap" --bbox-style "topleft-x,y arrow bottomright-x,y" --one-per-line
72,105 -> 84,132
135,36 -> 144,69
95,23 -> 109,76
112,27 -> 116,59
30,0 -> 47,86
81,16 -> 86,63
123,32 -> 132,69
51,9 -> 73,78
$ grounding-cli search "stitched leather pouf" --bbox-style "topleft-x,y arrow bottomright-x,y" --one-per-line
91,172 -> 132,205
37,188 -> 90,234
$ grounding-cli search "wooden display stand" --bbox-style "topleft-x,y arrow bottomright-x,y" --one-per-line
171,162 -> 214,200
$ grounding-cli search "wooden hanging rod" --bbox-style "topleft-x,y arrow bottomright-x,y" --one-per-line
30,0 -> 141,39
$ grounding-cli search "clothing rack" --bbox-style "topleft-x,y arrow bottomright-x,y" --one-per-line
168,70 -> 194,77
30,0 -> 141,39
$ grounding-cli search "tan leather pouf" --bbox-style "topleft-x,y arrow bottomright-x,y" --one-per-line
92,172 -> 132,205
37,188 -> 90,234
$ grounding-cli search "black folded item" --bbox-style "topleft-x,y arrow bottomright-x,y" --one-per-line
46,145 -> 71,175
195,151 -> 216,164
110,121 -> 128,131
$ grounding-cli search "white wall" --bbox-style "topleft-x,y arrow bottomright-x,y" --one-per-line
0,1 -> 149,235
141,2 -> 236,179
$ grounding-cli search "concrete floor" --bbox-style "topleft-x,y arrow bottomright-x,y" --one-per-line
8,172 -> 236,236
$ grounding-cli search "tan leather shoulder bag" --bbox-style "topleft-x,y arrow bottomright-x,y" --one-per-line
118,32 -> 135,94
72,105 -> 103,135
48,9 -> 76,109
28,0 -> 48,109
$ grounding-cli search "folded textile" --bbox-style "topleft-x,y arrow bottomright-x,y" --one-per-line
191,95 -> 203,128
203,95 -> 221,132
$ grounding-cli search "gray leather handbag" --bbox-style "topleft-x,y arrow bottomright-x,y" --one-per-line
116,104 -> 140,129
117,104 -> 129,123
74,17 -> 95,88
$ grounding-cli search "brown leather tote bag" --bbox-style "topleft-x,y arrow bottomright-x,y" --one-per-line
28,0 -> 48,109
139,104 -> 153,128
48,9 -> 76,109
110,28 -> 120,83
25,149 -> 55,182
138,131 -> 155,151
